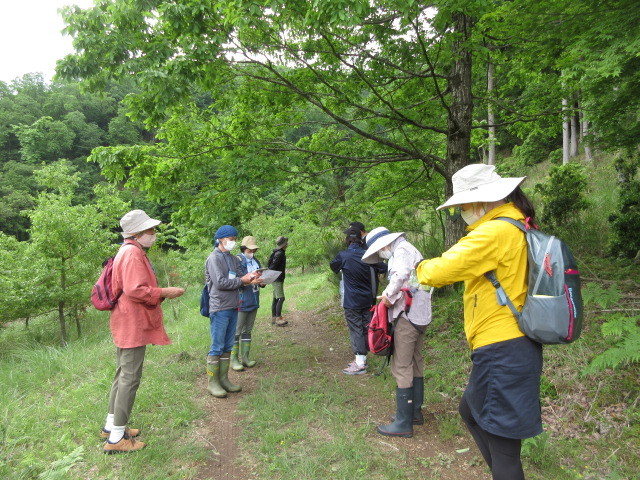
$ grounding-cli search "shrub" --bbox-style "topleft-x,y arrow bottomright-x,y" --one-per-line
535,163 -> 589,233
608,152 -> 640,258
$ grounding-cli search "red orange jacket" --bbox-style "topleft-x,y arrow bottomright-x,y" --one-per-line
109,240 -> 169,348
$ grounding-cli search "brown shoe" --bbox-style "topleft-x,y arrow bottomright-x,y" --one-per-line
103,436 -> 146,454
273,316 -> 288,327
101,427 -> 141,439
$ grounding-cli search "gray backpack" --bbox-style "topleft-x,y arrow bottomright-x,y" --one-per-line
485,217 -> 583,345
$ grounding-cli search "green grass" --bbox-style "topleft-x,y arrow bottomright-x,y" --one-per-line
1,266 -> 639,479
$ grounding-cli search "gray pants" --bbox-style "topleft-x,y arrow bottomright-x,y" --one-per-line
236,309 -> 258,336
344,307 -> 371,356
108,346 -> 146,426
391,316 -> 425,389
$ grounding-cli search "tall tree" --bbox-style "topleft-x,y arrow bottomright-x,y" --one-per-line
58,0 -> 492,245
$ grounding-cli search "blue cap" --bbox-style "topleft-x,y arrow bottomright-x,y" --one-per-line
214,225 -> 238,240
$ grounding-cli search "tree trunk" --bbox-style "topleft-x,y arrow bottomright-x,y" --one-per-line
59,301 -> 67,347
444,12 -> 474,249
487,60 -> 496,166
562,98 -> 570,164
59,257 -> 68,347
570,103 -> 579,157
74,305 -> 82,338
583,120 -> 593,161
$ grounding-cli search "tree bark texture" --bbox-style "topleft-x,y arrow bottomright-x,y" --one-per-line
487,60 -> 496,166
444,12 -> 474,249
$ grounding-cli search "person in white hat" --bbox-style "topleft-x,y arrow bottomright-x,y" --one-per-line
102,210 -> 185,454
362,227 -> 432,438
415,164 -> 540,480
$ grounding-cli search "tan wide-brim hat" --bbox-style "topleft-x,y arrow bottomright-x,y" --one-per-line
120,209 -> 161,237
361,227 -> 404,264
241,236 -> 259,249
437,163 -> 526,211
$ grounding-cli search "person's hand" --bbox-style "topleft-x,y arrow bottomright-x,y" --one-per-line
381,295 -> 391,308
241,272 -> 258,285
162,287 -> 185,299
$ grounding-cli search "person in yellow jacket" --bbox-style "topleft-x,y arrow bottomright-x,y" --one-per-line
415,164 -> 542,480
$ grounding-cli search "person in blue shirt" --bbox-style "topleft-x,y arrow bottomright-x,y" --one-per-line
231,236 -> 265,370
330,227 -> 387,374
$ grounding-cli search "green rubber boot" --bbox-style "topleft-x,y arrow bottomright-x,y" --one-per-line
231,336 -> 244,371
219,354 -> 242,393
206,356 -> 227,398
240,334 -> 257,368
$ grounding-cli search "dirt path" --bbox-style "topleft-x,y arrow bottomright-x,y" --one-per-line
193,309 -> 490,480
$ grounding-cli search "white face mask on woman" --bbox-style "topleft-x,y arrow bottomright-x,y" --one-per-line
244,252 -> 254,259
461,203 -> 487,225
378,247 -> 392,259
223,240 -> 237,251
137,233 -> 156,248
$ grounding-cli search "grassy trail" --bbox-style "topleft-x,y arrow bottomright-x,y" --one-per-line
1,270 -> 637,479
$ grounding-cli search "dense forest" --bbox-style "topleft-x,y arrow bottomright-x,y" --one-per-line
1,0 -> 639,344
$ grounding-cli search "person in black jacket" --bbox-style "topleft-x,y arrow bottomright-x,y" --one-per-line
268,236 -> 288,326
330,228 -> 387,374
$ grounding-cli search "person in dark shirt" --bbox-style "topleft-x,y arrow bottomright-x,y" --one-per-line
330,227 -> 387,374
268,236 -> 289,326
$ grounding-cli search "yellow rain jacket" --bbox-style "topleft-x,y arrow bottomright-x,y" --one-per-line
416,203 -> 527,350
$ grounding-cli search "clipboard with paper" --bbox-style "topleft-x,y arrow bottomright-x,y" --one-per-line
258,269 -> 282,285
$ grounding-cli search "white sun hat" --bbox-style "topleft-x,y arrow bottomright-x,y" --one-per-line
120,209 -> 161,237
437,164 -> 526,211
361,227 -> 405,264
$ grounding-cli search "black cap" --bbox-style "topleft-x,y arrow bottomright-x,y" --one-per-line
343,221 -> 365,234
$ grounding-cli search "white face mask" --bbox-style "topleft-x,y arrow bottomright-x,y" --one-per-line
379,248 -> 392,259
244,252 -> 254,259
224,240 -> 237,251
137,233 -> 156,248
461,204 -> 487,225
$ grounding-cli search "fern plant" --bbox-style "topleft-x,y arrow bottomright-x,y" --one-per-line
584,314 -> 640,374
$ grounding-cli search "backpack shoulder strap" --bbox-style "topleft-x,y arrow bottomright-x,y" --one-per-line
494,216 -> 527,232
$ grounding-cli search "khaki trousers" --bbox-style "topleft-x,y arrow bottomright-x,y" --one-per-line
390,316 -> 425,389
108,345 -> 146,426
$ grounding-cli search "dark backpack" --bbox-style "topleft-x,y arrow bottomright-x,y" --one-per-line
200,284 -> 210,317
368,301 -> 392,356
91,256 -> 121,311
485,217 -> 583,345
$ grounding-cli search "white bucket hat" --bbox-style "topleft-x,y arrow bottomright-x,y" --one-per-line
120,209 -> 161,237
362,227 -> 404,264
437,164 -> 526,211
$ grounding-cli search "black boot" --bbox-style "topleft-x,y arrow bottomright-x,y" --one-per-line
377,387 -> 414,437
413,377 -> 424,425
392,377 -> 425,425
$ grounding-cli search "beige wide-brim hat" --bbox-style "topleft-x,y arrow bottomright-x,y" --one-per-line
437,163 -> 526,211
361,227 -> 404,264
120,209 -> 161,237
241,236 -> 259,249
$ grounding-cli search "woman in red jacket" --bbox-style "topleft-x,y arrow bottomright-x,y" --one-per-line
102,210 -> 185,454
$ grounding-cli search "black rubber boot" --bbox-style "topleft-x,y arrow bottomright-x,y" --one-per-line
391,377 -> 425,425
377,387 -> 414,437
413,377 -> 424,425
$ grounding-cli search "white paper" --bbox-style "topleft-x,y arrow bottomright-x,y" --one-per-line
257,269 -> 282,285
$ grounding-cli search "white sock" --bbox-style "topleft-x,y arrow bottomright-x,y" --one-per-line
356,355 -> 367,367
104,413 -> 114,432
108,425 -> 125,443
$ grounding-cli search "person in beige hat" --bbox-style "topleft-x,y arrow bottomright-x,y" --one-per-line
230,236 -> 265,370
415,163 -> 540,479
102,209 -> 185,454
